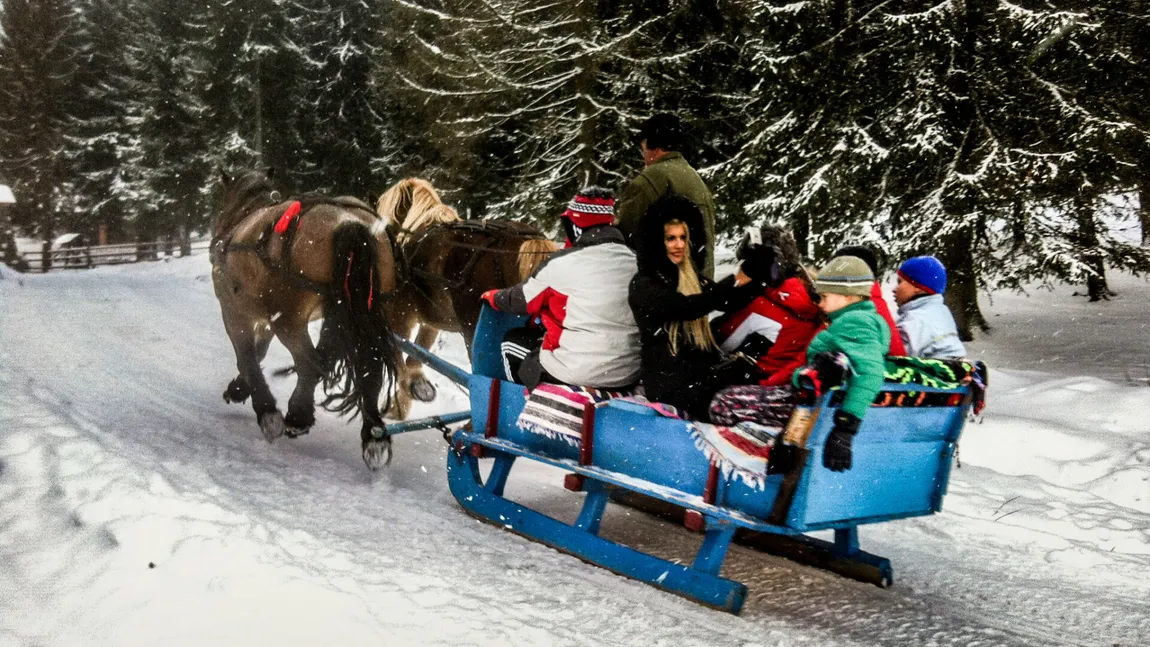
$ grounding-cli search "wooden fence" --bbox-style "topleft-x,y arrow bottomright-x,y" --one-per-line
17,239 -> 212,272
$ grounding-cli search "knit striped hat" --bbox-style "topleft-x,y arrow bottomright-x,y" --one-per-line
561,186 -> 615,228
815,255 -> 874,297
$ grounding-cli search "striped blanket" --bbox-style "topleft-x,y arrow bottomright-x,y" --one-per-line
515,383 -> 630,446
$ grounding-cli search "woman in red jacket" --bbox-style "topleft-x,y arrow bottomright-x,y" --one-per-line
713,226 -> 823,387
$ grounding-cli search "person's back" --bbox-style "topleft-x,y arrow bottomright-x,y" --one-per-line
616,114 -> 716,277
893,256 -> 966,359
530,231 -> 640,386
486,187 -> 640,388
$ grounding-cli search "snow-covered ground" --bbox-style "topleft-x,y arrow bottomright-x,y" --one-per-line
1,256 -> 1148,647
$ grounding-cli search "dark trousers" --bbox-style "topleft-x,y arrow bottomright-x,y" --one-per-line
500,327 -> 556,388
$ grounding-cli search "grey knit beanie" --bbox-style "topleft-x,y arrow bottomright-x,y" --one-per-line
815,255 -> 874,297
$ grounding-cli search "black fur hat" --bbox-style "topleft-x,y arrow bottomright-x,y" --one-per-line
637,113 -> 684,152
832,244 -> 884,276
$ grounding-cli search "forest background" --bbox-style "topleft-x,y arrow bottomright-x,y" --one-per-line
2,0 -> 1149,337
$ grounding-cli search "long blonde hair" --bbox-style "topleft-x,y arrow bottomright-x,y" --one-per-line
664,219 -> 717,355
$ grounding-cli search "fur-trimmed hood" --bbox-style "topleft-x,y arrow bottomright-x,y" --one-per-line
634,194 -> 709,282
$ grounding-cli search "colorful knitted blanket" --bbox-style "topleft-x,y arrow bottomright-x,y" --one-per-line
800,353 -> 989,415
515,383 -> 630,446
883,356 -> 988,415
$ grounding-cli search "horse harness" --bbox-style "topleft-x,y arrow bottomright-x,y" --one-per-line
212,194 -> 381,295
400,219 -> 550,293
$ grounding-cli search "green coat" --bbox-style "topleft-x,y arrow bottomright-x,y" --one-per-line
797,299 -> 890,419
616,152 -> 717,278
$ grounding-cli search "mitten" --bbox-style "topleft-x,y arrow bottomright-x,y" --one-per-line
822,410 -> 860,472
480,289 -> 500,310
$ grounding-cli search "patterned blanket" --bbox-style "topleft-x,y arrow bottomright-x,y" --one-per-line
515,383 -> 630,446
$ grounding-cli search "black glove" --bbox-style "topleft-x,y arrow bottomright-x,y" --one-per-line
822,410 -> 861,472
738,245 -> 782,287
735,332 -> 774,359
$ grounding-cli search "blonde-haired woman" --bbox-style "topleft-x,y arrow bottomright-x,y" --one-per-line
628,195 -> 768,419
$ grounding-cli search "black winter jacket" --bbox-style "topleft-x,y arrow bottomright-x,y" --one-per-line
627,196 -> 762,419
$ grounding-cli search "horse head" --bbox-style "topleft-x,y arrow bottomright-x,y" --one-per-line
216,169 -> 279,236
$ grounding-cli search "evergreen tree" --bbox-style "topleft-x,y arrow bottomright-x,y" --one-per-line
64,0 -> 146,243
386,0 -> 742,223
200,0 -> 311,188
0,0 -> 82,245
132,0 -> 213,245
725,1 -> 1150,335
293,0 -> 398,199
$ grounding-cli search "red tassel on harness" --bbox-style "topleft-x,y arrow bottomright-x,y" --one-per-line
343,251 -> 376,311
368,268 -> 374,310
274,201 -> 302,234
344,251 -> 354,303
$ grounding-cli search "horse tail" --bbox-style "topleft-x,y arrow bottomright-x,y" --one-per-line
517,238 -> 558,280
316,223 -> 399,420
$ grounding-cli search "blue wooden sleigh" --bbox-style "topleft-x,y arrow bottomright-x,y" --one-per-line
387,306 -> 976,614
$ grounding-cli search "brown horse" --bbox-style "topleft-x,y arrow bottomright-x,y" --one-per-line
211,169 -> 402,469
376,178 -> 557,419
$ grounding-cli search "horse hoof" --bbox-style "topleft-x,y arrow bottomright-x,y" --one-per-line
410,377 -> 437,403
362,437 -> 392,471
223,380 -> 250,404
259,411 -> 285,443
284,425 -> 310,439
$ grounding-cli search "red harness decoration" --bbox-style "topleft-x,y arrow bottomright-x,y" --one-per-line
273,201 -> 303,235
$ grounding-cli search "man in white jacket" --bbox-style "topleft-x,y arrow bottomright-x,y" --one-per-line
893,255 -> 967,359
483,187 -> 641,388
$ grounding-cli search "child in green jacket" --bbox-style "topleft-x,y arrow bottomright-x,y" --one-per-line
710,255 -> 889,471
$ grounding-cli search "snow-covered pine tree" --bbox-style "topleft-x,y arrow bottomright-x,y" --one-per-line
386,0 -> 740,224
291,0 -> 399,198
130,0 -> 213,248
989,2 -> 1150,301
199,0 -> 310,182
725,1 -> 1150,335
0,0 -> 82,249
64,0 -> 147,245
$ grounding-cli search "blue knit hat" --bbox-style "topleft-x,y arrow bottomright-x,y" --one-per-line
898,256 -> 947,295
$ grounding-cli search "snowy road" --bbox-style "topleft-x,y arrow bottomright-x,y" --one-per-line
1,257 -> 1148,646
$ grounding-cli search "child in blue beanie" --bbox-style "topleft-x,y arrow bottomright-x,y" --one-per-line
893,256 -> 967,359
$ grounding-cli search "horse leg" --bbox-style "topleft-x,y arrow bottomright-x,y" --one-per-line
360,353 -> 393,471
221,310 -> 283,441
224,332 -> 273,404
272,316 -> 321,439
385,311 -> 418,421
407,324 -> 439,403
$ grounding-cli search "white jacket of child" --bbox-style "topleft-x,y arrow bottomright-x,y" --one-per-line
896,294 -> 967,359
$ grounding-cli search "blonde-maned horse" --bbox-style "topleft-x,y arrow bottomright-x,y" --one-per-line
376,178 -> 558,419
211,169 -> 402,469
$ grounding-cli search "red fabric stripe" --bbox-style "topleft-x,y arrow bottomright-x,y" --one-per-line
716,428 -> 772,459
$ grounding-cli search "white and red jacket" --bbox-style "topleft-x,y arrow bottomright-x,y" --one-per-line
492,226 -> 640,388
714,276 -> 822,386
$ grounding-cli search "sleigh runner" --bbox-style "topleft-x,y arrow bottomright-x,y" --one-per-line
391,306 -> 980,614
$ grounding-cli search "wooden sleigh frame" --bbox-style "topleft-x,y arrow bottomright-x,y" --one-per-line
387,307 -> 975,614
